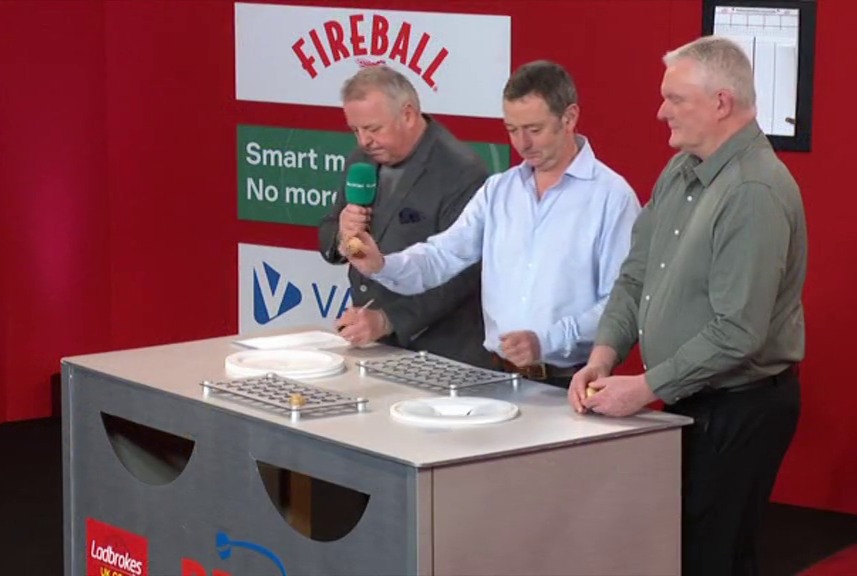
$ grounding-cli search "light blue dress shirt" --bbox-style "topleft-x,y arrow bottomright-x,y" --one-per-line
373,136 -> 641,367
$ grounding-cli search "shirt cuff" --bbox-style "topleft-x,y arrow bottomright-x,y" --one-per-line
372,254 -> 405,286
645,360 -> 704,404
644,361 -> 676,402
542,320 -> 578,360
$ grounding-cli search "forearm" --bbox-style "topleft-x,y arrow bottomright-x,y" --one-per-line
539,298 -> 605,363
374,194 -> 485,295
646,321 -> 760,402
594,200 -> 652,362
589,345 -> 619,372
595,275 -> 642,362
373,170 -> 488,327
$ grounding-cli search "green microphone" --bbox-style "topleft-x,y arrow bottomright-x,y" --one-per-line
344,162 -> 377,257
344,162 -> 377,206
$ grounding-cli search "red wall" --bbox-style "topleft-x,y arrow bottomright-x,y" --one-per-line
0,0 -> 111,419
1,0 -> 855,513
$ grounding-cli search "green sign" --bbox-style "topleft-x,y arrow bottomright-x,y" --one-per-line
237,125 -> 510,227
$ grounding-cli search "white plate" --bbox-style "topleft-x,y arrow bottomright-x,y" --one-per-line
389,397 -> 519,427
233,330 -> 348,351
225,349 -> 345,379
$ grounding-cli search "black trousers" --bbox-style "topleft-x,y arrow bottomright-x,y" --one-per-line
665,368 -> 801,576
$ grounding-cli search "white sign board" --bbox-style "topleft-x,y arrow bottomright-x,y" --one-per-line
235,3 -> 511,118
714,6 -> 799,136
238,243 -> 352,334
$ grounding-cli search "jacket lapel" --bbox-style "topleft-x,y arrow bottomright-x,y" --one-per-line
371,121 -> 435,242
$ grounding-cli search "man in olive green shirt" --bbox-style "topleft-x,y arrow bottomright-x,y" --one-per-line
570,37 -> 805,576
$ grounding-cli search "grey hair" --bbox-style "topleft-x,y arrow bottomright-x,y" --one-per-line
340,66 -> 421,112
664,36 -> 756,109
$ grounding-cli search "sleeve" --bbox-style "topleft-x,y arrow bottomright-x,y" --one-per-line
644,183 -> 791,401
374,164 -> 489,344
541,183 -> 642,360
595,182 -> 660,362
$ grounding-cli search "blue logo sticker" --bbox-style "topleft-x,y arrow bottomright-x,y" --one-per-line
216,531 -> 287,576
253,261 -> 302,324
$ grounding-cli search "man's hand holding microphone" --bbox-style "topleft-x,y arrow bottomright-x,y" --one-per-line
335,162 -> 392,344
337,162 -> 376,259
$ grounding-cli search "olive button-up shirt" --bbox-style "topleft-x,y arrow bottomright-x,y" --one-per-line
597,121 -> 807,403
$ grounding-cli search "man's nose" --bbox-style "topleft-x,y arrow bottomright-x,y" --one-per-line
357,130 -> 373,148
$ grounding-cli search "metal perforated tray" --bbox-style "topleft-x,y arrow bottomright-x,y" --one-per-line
356,351 -> 519,395
201,373 -> 368,421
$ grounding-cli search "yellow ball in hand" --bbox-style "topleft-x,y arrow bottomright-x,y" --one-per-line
346,236 -> 366,257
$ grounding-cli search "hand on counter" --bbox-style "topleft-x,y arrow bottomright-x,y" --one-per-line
335,305 -> 392,346
575,374 -> 657,417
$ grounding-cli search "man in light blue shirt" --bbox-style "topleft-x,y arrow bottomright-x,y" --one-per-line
343,61 -> 641,387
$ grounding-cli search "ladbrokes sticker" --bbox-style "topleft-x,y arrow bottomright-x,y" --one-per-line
235,3 -> 511,118
86,518 -> 148,576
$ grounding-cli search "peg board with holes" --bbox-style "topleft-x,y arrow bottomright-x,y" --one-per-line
200,373 -> 367,421
356,351 -> 519,395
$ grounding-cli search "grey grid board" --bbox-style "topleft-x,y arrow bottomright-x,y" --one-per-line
357,351 -> 518,391
200,374 -> 367,420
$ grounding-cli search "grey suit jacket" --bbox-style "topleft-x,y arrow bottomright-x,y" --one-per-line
318,117 -> 491,367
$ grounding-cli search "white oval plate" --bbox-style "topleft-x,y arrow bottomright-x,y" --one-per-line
390,397 -> 519,427
234,330 -> 348,351
225,349 -> 345,379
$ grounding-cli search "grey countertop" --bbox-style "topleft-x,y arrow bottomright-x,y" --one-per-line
63,328 -> 691,468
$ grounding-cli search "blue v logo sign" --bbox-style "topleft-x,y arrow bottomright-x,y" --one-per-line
253,261 -> 302,324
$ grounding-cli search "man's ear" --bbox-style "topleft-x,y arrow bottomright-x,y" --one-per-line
715,89 -> 735,119
563,103 -> 580,132
401,101 -> 419,126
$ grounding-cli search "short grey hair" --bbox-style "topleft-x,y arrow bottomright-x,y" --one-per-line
664,36 -> 756,109
340,66 -> 421,113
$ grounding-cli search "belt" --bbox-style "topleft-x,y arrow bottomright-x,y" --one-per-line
491,354 -> 582,381
692,364 -> 800,397
726,364 -> 800,392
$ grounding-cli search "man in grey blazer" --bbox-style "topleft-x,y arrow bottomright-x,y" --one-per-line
318,66 -> 492,368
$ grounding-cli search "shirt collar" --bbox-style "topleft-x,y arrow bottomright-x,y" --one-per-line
690,120 -> 764,187
516,134 -> 597,183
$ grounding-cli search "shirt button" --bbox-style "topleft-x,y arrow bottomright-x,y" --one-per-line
674,229 -> 680,236
638,329 -> 643,335
359,284 -> 368,293
687,195 -> 693,202
660,262 -> 666,269
645,294 -> 651,301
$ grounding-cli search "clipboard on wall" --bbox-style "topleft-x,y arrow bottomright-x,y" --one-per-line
703,0 -> 817,152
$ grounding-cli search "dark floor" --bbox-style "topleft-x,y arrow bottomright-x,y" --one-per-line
2,418 -> 857,576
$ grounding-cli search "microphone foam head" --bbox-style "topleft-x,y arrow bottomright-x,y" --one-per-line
344,162 -> 377,206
